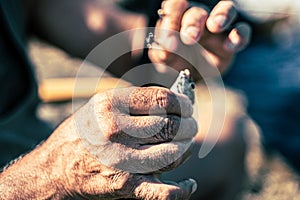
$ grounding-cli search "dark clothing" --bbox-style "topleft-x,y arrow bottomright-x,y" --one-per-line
224,39 -> 300,170
0,0 -> 33,117
0,0 -> 51,167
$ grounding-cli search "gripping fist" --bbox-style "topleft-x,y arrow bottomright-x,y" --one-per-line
0,87 -> 197,200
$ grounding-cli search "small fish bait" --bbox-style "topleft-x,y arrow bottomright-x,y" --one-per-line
170,69 -> 195,104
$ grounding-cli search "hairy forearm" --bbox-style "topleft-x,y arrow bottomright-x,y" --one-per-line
0,122 -> 77,200
0,144 -> 63,200
0,116 -> 90,200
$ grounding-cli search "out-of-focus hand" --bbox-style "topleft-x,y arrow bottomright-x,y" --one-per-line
0,87 -> 197,200
149,0 -> 251,78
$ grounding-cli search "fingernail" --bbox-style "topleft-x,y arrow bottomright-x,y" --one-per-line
224,40 -> 238,51
236,23 -> 252,38
213,15 -> 227,28
189,178 -> 198,194
185,26 -> 201,41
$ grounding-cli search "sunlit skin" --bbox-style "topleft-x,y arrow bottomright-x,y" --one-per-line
0,0 -> 252,199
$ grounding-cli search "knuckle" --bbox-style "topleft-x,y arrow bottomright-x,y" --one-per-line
166,116 -> 180,136
109,172 -> 132,192
163,0 -> 188,12
218,0 -> 235,8
90,92 -> 123,139
91,92 -> 113,111
188,6 -> 209,17
183,7 -> 208,27
157,116 -> 180,141
154,88 -> 172,109
164,18 -> 181,31
162,0 -> 189,29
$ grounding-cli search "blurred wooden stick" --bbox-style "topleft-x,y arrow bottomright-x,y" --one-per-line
39,77 -> 132,102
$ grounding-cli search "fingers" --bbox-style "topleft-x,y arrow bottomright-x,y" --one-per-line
223,22 -> 251,52
126,87 -> 193,117
149,0 -> 251,72
159,0 -> 238,46
129,140 -> 193,173
148,0 -> 189,63
104,140 -> 194,173
160,0 -> 188,31
205,0 -> 251,53
117,115 -> 197,144
77,158 -> 197,199
108,87 -> 193,117
157,0 -> 189,51
180,6 -> 208,45
133,177 -> 197,200
206,1 -> 237,33
199,22 -> 251,71
156,145 -> 192,172
201,22 -> 251,55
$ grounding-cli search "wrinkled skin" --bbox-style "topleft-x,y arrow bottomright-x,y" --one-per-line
0,87 -> 198,200
1,0 -> 252,199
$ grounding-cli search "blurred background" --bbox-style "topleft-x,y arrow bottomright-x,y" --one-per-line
29,0 -> 300,199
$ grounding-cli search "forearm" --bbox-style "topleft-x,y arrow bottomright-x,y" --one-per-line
0,143 -> 64,200
29,0 -> 147,57
0,115 -> 95,200
0,121 -> 77,200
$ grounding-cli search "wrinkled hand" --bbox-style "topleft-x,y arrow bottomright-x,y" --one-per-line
149,0 -> 251,78
0,87 -> 197,200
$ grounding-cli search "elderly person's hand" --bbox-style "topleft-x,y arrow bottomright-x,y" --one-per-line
149,0 -> 251,78
0,87 -> 197,200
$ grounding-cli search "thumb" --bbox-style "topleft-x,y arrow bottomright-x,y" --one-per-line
133,178 -> 197,200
